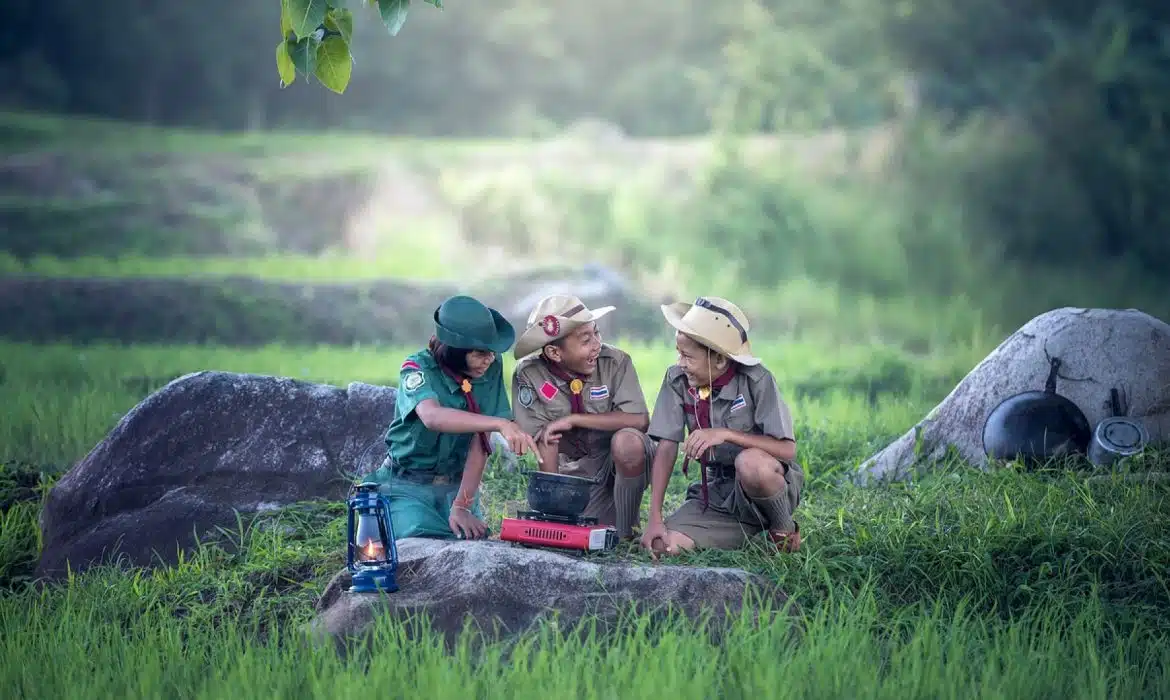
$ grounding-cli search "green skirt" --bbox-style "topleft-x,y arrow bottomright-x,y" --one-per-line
373,474 -> 487,541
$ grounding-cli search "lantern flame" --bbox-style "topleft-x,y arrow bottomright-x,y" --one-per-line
360,539 -> 385,562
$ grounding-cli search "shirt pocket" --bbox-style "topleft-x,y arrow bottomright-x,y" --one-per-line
722,395 -> 757,434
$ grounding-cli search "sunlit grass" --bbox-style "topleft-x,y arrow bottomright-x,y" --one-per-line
4,583 -> 1165,699
0,251 -> 458,283
0,338 -> 988,469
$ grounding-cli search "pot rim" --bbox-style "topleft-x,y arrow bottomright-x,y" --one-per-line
526,470 -> 593,485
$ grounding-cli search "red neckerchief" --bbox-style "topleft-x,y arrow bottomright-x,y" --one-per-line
540,358 -> 593,456
541,359 -> 589,414
435,362 -> 492,456
682,365 -> 737,510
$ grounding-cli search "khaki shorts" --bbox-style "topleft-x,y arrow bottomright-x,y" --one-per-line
665,461 -> 804,550
557,427 -> 655,526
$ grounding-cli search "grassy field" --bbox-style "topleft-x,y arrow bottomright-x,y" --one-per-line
2,110 -> 1169,697
0,251 -> 458,282
2,336 -> 1169,698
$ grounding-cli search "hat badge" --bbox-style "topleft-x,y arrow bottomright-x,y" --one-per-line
540,314 -> 561,336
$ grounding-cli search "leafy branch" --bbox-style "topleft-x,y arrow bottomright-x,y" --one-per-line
276,0 -> 443,94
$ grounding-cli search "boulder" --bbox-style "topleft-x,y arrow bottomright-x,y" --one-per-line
855,308 -> 1170,484
308,538 -> 792,651
36,372 -> 399,580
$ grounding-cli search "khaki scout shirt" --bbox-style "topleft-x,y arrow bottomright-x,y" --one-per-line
512,344 -> 649,477
646,363 -> 795,467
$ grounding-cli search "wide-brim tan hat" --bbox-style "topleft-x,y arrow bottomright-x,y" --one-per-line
661,296 -> 761,366
513,294 -> 616,359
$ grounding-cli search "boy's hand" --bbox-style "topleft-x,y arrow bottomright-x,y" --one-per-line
683,428 -> 727,461
640,520 -> 669,559
540,416 -> 576,446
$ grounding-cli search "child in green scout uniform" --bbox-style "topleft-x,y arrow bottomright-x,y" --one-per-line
369,295 -> 541,541
640,296 -> 804,556
510,295 -> 655,541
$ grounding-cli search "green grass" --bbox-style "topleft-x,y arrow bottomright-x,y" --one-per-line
1,336 -> 1169,697
0,251 -> 458,283
0,338 -> 984,467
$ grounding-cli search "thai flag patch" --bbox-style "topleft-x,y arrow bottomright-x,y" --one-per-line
539,381 -> 559,401
589,385 -> 609,401
730,394 -> 747,412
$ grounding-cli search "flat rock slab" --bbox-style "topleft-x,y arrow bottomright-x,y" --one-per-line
309,538 -> 792,649
855,307 -> 1170,484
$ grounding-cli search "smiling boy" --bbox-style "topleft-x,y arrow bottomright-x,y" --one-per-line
510,295 -> 654,540
640,296 -> 803,556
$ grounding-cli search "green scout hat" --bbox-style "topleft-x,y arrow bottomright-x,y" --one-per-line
661,296 -> 761,366
433,295 -> 516,354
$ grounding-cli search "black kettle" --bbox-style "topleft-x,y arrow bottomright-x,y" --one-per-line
982,356 -> 1092,467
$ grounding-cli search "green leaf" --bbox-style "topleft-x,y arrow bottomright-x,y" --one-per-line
276,41 -> 297,88
284,0 -> 328,40
314,35 -> 353,94
287,36 -> 320,75
280,1 -> 293,37
324,7 -> 354,44
377,0 -> 410,36
423,0 -> 442,8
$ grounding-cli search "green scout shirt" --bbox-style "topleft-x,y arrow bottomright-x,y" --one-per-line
646,362 -> 795,467
381,349 -> 512,479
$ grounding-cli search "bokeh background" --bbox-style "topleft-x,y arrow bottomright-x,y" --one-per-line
3,0 -> 1166,354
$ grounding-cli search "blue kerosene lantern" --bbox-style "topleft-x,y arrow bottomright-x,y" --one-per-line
346,482 -> 400,593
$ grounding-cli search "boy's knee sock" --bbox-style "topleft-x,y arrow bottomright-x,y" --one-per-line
613,471 -> 648,538
750,487 -> 795,532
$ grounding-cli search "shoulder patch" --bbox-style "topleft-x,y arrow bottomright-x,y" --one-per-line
539,381 -> 559,402
589,384 -> 609,401
517,384 -> 536,408
730,394 -> 747,412
401,359 -> 422,372
403,371 -> 425,392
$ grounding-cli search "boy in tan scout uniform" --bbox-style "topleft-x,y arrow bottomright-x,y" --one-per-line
641,296 -> 803,555
511,295 -> 655,540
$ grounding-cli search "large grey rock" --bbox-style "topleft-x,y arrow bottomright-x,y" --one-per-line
309,538 -> 792,650
36,372 -> 399,580
855,308 -> 1170,484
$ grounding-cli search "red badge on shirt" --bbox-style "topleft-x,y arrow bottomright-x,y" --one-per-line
401,359 -> 421,371
539,381 -> 559,401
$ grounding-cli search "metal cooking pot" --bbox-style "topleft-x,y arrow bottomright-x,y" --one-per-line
1087,387 -> 1149,467
526,471 -> 592,518
982,356 -> 1092,467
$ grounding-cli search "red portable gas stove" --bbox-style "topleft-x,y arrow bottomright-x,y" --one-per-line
499,510 -> 618,553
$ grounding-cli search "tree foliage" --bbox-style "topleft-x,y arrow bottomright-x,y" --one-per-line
276,0 -> 442,93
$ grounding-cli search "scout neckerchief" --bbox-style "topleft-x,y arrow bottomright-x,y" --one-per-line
682,365 -> 737,510
434,362 -> 493,456
542,359 -> 589,414
540,358 -> 592,455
